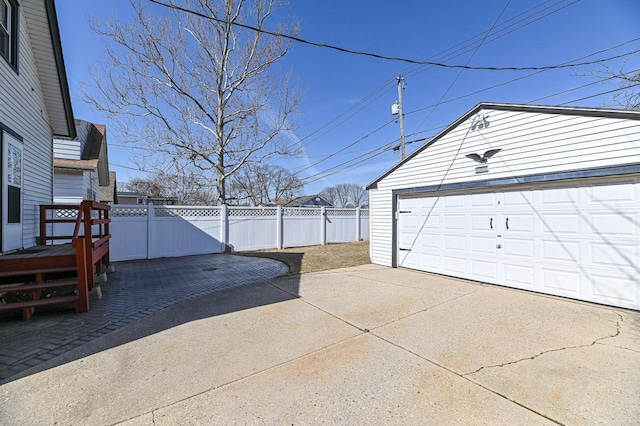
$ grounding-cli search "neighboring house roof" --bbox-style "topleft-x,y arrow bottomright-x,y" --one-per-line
54,120 -> 110,186
53,158 -> 99,170
100,171 -> 118,204
366,102 -> 640,190
22,0 -> 75,138
285,195 -> 334,207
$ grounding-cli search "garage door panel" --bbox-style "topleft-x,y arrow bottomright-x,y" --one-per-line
503,190 -> 533,207
589,242 -> 638,270
542,186 -> 579,206
471,192 -> 497,208
420,233 -> 439,249
588,272 -> 639,306
444,195 -> 465,208
542,267 -> 581,294
503,214 -> 534,233
588,180 -> 637,207
471,259 -> 497,280
503,263 -> 535,287
471,236 -> 496,255
421,253 -> 440,269
399,250 -> 418,268
444,256 -> 466,274
421,197 -> 440,210
589,213 -> 637,238
444,235 -> 466,251
542,214 -> 581,235
542,240 -> 580,263
503,237 -> 535,259
471,215 -> 493,232
444,215 -> 465,230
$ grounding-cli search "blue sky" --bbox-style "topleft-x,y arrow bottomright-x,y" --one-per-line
56,0 -> 640,194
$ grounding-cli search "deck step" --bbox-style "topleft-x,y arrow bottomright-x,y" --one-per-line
0,295 -> 78,312
0,279 -> 78,293
0,265 -> 77,279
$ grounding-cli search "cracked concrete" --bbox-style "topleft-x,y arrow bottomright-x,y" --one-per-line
1,264 -> 638,425
464,312 -> 624,376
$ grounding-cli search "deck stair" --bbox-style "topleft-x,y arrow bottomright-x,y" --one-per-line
0,201 -> 111,320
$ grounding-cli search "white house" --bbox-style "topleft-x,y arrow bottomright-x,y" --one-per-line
366,103 -> 640,310
53,120 -> 110,204
0,0 -> 75,253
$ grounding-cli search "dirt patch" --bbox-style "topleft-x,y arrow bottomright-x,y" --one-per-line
234,241 -> 370,276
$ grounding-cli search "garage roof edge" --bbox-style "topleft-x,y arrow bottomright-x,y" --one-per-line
365,102 -> 640,190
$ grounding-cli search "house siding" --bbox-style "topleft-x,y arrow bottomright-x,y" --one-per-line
53,171 -> 84,204
370,107 -> 640,267
369,188 -> 393,267
0,9 -> 54,249
53,138 -> 81,159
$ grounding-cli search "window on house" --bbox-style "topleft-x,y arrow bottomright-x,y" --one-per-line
0,0 -> 18,68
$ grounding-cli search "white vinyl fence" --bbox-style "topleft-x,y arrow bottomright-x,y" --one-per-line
110,205 -> 369,262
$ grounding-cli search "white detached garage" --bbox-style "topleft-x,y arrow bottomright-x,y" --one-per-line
366,103 -> 640,310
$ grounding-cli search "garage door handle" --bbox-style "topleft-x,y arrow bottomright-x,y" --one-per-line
490,218 -> 493,229
506,218 -> 509,230
399,248 -> 411,251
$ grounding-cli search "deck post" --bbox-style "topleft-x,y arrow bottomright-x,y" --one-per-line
75,237 -> 90,313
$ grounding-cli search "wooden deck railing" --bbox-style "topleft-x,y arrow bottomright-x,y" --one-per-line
40,201 -> 111,313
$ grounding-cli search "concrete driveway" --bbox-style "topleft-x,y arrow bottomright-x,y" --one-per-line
1,263 -> 638,425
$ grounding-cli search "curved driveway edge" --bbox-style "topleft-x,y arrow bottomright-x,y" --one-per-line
0,254 -> 287,383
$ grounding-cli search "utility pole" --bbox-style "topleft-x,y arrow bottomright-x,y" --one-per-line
394,73 -> 407,159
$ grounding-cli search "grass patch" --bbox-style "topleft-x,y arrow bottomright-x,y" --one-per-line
234,241 -> 370,276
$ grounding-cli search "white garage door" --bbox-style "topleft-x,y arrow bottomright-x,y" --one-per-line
397,176 -> 640,310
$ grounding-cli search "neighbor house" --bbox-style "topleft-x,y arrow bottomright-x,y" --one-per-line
285,195 -> 333,208
1,0 -> 75,253
116,191 -> 176,205
367,102 -> 640,311
53,120 -> 110,204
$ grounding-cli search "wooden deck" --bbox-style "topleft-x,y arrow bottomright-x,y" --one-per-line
0,244 -> 76,278
0,201 -> 111,320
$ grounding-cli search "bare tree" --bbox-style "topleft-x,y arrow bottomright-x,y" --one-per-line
586,64 -> 640,110
335,183 -> 351,208
319,183 -> 367,207
124,170 -> 217,205
318,186 -> 339,207
84,0 -> 301,204
228,163 -> 303,205
347,183 -> 368,207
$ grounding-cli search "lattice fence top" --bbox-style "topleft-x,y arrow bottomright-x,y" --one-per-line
229,207 -> 277,217
326,208 -> 358,217
111,206 -> 148,217
54,207 -> 79,218
283,208 -> 321,217
361,209 -> 369,217
155,207 -> 221,217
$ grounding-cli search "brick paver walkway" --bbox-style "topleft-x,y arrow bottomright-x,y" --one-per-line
0,254 -> 287,383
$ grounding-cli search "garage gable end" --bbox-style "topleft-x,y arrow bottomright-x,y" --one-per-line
367,103 -> 640,192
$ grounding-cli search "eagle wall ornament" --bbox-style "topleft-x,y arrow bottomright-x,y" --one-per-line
465,148 -> 501,174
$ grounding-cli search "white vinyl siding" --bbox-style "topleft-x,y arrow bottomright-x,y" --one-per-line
0,8 -> 53,249
53,138 -> 81,159
53,169 -> 98,204
369,188 -> 393,266
377,109 -> 640,191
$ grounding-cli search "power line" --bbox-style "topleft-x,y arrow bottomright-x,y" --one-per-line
414,0 -> 513,131
295,0 -> 568,151
148,0 -> 636,72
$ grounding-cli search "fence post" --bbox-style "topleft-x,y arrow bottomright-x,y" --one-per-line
276,206 -> 283,249
146,203 -> 155,259
320,206 -> 327,245
356,207 -> 361,241
220,204 -> 228,252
